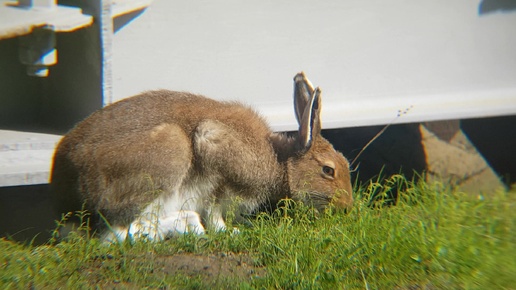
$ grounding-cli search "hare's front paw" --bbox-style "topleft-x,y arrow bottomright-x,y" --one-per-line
206,206 -> 241,234
159,210 -> 206,236
102,225 -> 130,243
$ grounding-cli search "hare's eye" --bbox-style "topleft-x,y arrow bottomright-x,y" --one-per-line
322,165 -> 335,177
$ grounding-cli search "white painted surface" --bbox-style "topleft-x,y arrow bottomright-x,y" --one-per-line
0,130 -> 61,186
112,0 -> 516,131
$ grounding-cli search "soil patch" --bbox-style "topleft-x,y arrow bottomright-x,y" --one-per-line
156,252 -> 265,280
81,251 -> 266,288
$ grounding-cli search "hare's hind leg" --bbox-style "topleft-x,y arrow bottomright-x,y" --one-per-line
98,123 -> 198,242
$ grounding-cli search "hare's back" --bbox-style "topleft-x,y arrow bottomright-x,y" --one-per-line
71,90 -> 269,140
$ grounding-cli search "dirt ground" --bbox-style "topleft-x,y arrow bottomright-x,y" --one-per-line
82,251 -> 266,287
153,252 -> 265,280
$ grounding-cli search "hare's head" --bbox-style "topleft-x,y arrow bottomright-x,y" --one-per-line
286,72 -> 353,212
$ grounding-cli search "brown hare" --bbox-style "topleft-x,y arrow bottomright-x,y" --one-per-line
50,72 -> 353,241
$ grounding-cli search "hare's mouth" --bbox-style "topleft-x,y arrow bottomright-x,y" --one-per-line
292,191 -> 353,213
292,191 -> 333,211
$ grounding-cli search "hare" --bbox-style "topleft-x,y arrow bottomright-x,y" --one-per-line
50,72 -> 353,242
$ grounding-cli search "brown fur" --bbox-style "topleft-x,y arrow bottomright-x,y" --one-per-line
50,73 -> 353,237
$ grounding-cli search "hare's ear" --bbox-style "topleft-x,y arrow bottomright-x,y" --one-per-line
293,72 -> 315,124
297,87 -> 322,153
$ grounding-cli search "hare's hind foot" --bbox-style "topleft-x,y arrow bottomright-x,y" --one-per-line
101,210 -> 205,243
128,210 -> 205,240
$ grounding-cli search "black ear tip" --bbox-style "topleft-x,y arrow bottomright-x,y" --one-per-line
294,72 -> 306,82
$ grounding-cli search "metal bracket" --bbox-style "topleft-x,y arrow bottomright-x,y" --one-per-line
18,27 -> 56,77
0,0 -> 93,77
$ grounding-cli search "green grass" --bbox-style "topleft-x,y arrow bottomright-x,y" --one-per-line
1,175 -> 515,289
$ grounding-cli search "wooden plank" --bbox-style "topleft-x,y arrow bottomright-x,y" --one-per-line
0,130 -> 60,186
0,2 -> 92,40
